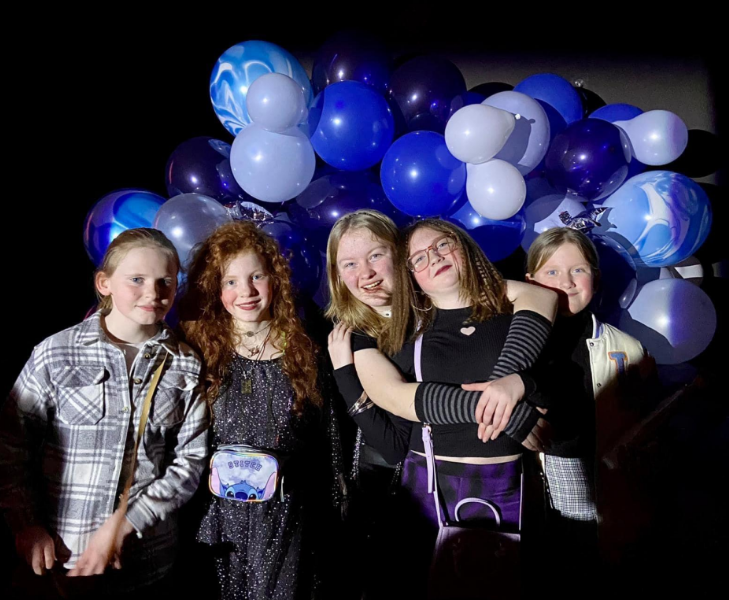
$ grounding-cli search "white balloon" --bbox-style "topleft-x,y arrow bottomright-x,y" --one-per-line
246,73 -> 308,133
445,104 -> 515,164
230,124 -> 316,203
466,159 -> 526,220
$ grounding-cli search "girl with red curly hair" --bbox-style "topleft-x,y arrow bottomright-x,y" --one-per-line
179,221 -> 344,600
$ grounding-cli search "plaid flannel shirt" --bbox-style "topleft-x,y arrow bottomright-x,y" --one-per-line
0,311 -> 209,588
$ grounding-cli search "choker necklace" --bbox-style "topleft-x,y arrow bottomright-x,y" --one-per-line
242,321 -> 272,338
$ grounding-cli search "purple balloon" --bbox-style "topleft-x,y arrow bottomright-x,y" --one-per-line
545,119 -> 631,201
388,56 -> 466,134
447,91 -> 486,120
165,137 -> 245,204
288,170 -> 408,250
311,31 -> 392,96
469,82 -> 513,99
259,219 -> 322,295
591,235 -> 638,322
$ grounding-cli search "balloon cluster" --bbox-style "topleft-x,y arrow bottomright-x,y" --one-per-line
81,33 -> 716,365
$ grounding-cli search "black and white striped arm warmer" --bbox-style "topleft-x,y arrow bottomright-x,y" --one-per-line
414,311 -> 552,439
489,310 -> 552,380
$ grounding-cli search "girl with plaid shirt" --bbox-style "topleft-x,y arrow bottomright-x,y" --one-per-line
0,228 -> 209,598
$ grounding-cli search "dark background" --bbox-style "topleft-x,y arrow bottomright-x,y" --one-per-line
4,7 -> 727,597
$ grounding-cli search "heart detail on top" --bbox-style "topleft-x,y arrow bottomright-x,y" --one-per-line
460,326 -> 476,336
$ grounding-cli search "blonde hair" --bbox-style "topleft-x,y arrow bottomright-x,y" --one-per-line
325,210 -> 402,341
526,228 -> 600,277
380,219 -> 512,356
95,228 -> 180,312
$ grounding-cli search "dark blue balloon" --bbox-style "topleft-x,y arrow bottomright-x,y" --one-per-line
449,201 -> 526,263
83,189 -> 167,266
381,131 -> 467,217
591,234 -> 638,322
288,171 -> 409,250
259,219 -> 322,295
311,31 -> 392,96
447,91 -> 486,122
589,103 -> 643,123
590,104 -> 647,178
468,82 -> 513,99
309,81 -> 395,171
165,137 -> 244,203
389,56 -> 466,134
545,119 -> 631,201
515,73 -> 584,125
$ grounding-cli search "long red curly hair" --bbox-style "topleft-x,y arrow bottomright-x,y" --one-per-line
179,221 -> 321,414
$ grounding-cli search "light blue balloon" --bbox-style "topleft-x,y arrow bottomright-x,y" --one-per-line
595,171 -> 712,267
246,73 -> 308,133
482,91 -> 550,175
153,193 -> 232,267
619,278 -> 716,364
614,110 -> 689,166
210,41 -> 313,137
230,125 -> 316,203
521,177 -> 586,250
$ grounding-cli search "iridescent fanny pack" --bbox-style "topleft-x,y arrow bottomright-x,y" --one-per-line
209,445 -> 282,502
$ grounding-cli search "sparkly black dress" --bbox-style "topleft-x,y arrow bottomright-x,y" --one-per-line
197,354 -> 343,600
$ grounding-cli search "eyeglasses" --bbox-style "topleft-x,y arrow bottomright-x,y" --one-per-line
407,236 -> 457,273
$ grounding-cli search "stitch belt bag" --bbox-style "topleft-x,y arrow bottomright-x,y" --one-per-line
209,445 -> 282,502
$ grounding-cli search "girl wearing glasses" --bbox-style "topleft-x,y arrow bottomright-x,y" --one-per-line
328,216 -> 558,592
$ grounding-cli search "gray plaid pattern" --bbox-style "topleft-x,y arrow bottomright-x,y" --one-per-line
0,311 -> 209,587
544,455 -> 597,521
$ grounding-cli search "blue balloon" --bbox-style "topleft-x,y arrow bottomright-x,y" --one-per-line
288,171 -> 409,250
515,74 -> 583,125
381,131 -> 467,217
309,81 -> 395,171
210,41 -> 312,137
83,189 -> 167,266
165,137 -> 244,204
594,171 -> 713,268
545,119 -> 631,201
590,103 -> 643,123
449,201 -> 525,262
259,219 -> 322,295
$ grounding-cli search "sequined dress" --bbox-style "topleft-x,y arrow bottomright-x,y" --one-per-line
197,354 -> 341,600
